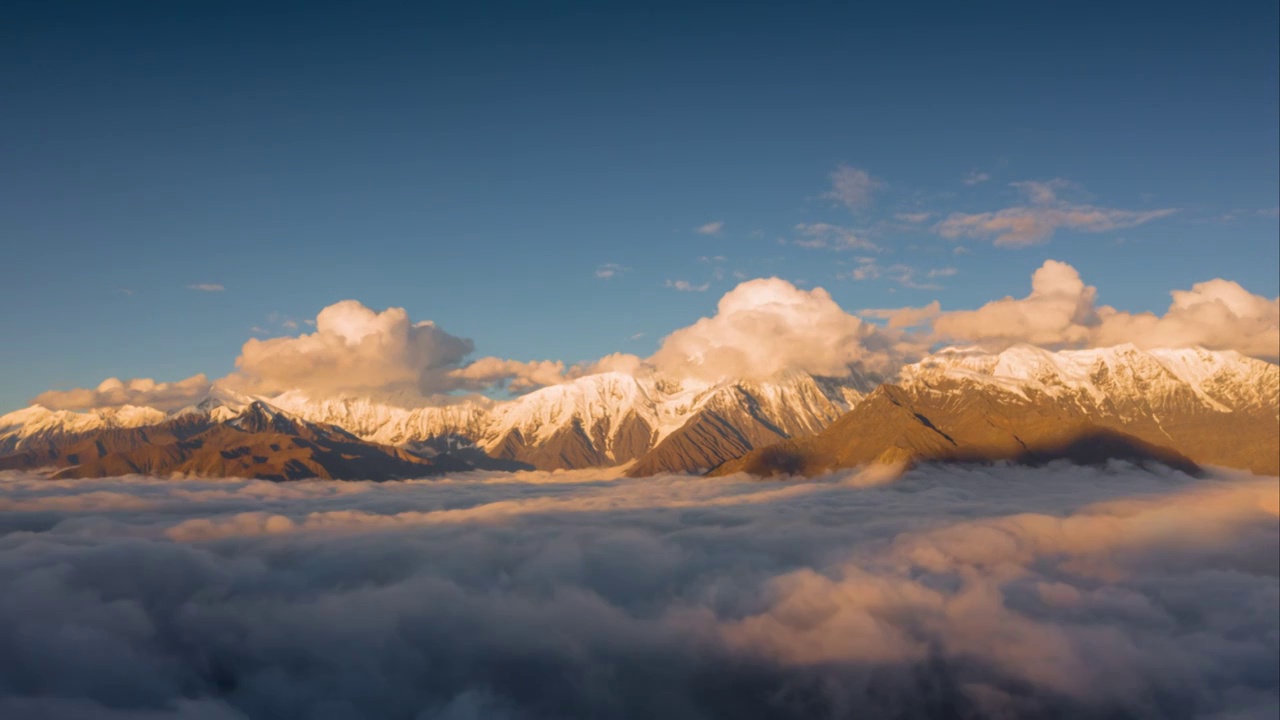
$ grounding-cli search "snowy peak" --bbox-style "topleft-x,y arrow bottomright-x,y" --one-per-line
903,344 -> 1278,415
490,372 -> 657,450
171,385 -> 256,422
0,404 -> 168,454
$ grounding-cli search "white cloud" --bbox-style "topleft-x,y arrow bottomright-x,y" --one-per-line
595,263 -> 626,279
840,261 -> 940,290
932,260 -> 1280,360
449,358 -> 570,392
695,221 -> 725,236
31,374 -> 213,412
859,301 -> 943,330
932,260 -> 1103,347
934,180 -> 1178,247
666,280 -> 711,292
650,277 -> 914,380
788,223 -> 879,251
823,165 -> 881,211
227,300 -> 475,397
187,283 -> 225,292
963,170 -> 991,186
926,267 -> 958,278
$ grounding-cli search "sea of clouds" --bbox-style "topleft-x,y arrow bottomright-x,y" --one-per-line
0,462 -> 1276,720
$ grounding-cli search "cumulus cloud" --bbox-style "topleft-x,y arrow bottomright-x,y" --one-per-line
933,260 -> 1101,347
934,180 -> 1178,247
31,374 -> 213,412
963,170 -> 991,186
859,301 -> 942,330
227,300 -> 475,397
788,223 -> 879,251
0,463 -> 1273,719
449,358 -> 571,393
186,283 -> 225,292
933,260 -> 1280,359
824,165 -> 881,211
695,221 -> 724,236
649,277 -> 913,380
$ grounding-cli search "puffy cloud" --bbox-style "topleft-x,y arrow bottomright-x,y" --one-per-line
695,221 -> 724,235
934,180 -> 1178,247
0,463 -> 1273,719
1092,279 -> 1280,360
933,260 -> 1101,347
963,170 -> 991,186
450,358 -> 571,393
228,300 -> 475,397
650,278 -> 912,380
824,164 -> 881,211
31,374 -> 213,412
933,260 -> 1280,360
859,301 -> 942,330
579,352 -> 645,376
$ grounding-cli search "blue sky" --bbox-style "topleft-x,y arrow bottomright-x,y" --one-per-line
2,0 -> 1277,412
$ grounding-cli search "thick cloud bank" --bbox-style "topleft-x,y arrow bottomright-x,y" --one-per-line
1,464 -> 1275,719
932,260 -> 1280,360
32,374 -> 213,412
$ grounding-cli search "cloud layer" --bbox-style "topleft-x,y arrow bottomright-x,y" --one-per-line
32,374 -> 213,412
0,463 -> 1274,719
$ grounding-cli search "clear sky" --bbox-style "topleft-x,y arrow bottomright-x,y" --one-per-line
2,0 -> 1277,412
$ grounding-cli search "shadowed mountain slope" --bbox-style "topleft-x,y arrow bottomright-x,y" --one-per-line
2,402 -> 479,481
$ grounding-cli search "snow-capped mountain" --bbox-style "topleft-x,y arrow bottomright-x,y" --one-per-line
271,368 -> 882,473
900,344 -> 1278,419
715,344 -> 1279,478
3,345 -> 1273,479
0,404 -> 167,456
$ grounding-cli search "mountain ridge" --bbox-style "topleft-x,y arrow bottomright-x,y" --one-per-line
2,345 -> 1275,480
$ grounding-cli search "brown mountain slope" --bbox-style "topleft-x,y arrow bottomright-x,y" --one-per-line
710,384 -> 1213,478
0,414 -> 215,472
4,403 -> 473,481
489,413 -> 655,470
624,377 -> 863,477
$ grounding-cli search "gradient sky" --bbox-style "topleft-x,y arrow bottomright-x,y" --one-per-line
2,0 -> 1277,412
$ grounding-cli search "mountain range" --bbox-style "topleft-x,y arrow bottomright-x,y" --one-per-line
1,345 -> 1275,480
